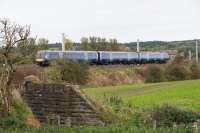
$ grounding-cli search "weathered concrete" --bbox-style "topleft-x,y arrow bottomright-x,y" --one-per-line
23,82 -> 104,126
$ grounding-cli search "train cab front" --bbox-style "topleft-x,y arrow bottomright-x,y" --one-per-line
35,58 -> 49,66
35,51 -> 49,66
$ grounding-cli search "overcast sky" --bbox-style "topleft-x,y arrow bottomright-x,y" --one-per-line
0,0 -> 200,43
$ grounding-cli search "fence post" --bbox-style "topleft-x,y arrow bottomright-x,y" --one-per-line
153,120 -> 157,130
193,122 -> 198,133
57,115 -> 61,127
173,122 -> 177,129
65,117 -> 71,127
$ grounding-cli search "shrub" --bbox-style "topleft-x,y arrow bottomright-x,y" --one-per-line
190,63 -> 200,79
57,60 -> 89,85
144,65 -> 165,83
172,54 -> 185,64
45,66 -> 62,82
147,104 -> 200,127
0,99 -> 31,128
165,64 -> 190,81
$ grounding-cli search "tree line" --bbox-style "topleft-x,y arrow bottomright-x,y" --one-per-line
64,36 -> 123,51
80,37 -> 121,51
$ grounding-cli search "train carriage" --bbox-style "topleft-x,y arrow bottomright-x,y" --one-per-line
35,50 -> 170,66
110,52 -> 129,64
139,52 -> 150,64
36,50 -> 98,65
128,52 -> 139,64
98,51 -> 111,65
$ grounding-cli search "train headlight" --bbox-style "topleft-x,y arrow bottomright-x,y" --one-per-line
35,58 -> 44,62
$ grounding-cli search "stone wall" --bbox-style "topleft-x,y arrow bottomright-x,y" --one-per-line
23,82 -> 104,126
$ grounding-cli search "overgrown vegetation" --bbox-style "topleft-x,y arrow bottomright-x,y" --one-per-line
165,64 -> 190,81
190,63 -> 200,79
144,65 -> 165,83
87,66 -> 142,87
147,104 -> 200,127
144,54 -> 200,83
0,93 -> 31,129
45,60 -> 89,85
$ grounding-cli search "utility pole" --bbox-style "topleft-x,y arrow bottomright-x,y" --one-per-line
137,39 -> 140,52
196,40 -> 198,63
188,50 -> 192,61
62,33 -> 65,51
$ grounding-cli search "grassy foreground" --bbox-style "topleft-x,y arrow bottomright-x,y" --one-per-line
84,79 -> 200,110
1,80 -> 200,132
0,125 -> 194,133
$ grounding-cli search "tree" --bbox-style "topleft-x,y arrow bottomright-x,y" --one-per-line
17,37 -> 37,57
80,36 -> 121,51
64,36 -> 73,50
109,38 -> 120,51
89,36 -> 98,50
80,37 -> 90,50
37,38 -> 48,50
0,19 -> 30,116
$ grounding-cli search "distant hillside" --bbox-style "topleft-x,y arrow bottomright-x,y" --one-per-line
123,39 -> 200,51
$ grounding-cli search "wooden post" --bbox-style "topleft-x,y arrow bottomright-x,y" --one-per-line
57,115 -> 61,127
173,122 -> 177,129
65,117 -> 71,127
193,122 -> 198,133
153,120 -> 157,130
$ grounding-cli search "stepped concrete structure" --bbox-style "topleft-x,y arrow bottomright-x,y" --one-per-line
23,82 -> 104,126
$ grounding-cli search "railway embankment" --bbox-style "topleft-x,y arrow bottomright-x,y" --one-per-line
22,82 -> 105,126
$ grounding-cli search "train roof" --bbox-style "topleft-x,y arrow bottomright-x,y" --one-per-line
37,50 -> 169,54
38,50 -> 98,53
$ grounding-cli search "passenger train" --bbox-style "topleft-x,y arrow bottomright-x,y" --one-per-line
35,50 -> 170,65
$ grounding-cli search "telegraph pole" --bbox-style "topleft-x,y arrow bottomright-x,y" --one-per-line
196,40 -> 198,63
62,33 -> 65,51
137,39 -> 140,52
188,50 -> 192,61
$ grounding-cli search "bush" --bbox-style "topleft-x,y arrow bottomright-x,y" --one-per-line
144,65 -> 165,83
57,60 -> 89,85
172,54 -> 185,64
0,99 -> 31,128
45,66 -> 62,82
190,63 -> 200,79
165,64 -> 190,81
147,104 -> 200,127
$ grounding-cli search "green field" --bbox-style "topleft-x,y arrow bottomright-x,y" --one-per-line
84,79 -> 200,110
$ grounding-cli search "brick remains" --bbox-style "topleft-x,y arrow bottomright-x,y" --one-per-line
23,82 -> 104,126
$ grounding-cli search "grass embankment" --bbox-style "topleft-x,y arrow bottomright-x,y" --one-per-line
87,65 -> 143,87
84,79 -> 200,110
1,125 -> 193,133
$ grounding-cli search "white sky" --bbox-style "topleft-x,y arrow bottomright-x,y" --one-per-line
0,0 -> 200,43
